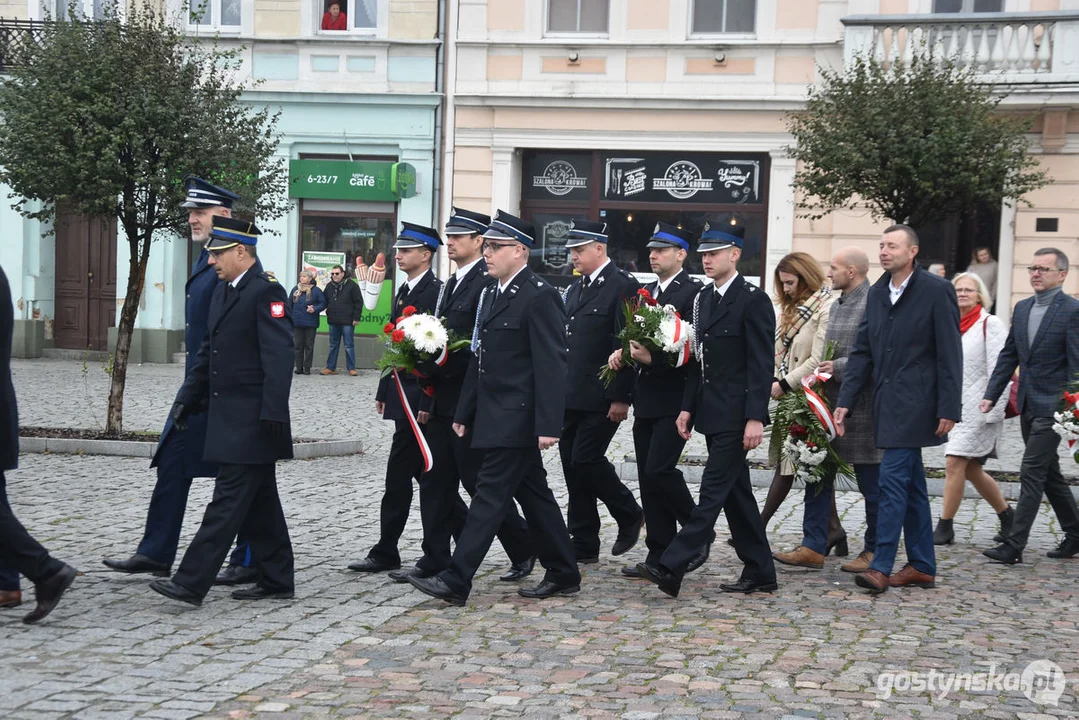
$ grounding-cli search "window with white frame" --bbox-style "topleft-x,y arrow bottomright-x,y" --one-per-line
691,0 -> 756,34
50,0 -> 107,20
547,0 -> 608,34
318,0 -> 377,32
189,0 -> 241,29
933,0 -> 1003,12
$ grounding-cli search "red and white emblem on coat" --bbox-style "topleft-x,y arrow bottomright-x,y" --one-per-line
270,301 -> 285,318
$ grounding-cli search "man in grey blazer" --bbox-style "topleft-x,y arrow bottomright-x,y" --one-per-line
981,247 -> 1079,564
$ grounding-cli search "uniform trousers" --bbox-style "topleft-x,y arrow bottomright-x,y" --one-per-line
171,463 -> 293,598
138,429 -> 251,568
633,415 -> 701,565
367,420 -> 424,566
802,464 -> 879,555
659,431 -> 775,582
1006,413 -> 1079,550
440,447 -> 580,598
869,448 -> 935,577
560,409 -> 642,557
0,472 -> 65,585
418,416 -> 532,571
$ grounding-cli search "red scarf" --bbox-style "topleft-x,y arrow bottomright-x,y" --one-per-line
959,304 -> 982,335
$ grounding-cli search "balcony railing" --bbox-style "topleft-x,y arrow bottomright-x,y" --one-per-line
842,11 -> 1079,84
0,19 -> 49,72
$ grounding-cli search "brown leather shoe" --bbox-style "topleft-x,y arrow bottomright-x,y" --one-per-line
840,550 -> 874,573
348,369 -> 359,376
320,369 -> 336,375
773,546 -> 824,569
0,590 -> 22,608
854,569 -> 889,594
889,563 -> 936,588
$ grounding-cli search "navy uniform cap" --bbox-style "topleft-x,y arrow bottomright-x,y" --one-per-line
394,222 -> 443,250
181,176 -> 240,209
205,216 -> 261,250
647,222 -> 692,251
483,210 -> 535,248
697,222 -> 745,252
445,207 -> 490,236
564,220 -> 608,248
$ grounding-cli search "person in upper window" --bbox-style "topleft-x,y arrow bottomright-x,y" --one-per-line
321,1 -> 347,30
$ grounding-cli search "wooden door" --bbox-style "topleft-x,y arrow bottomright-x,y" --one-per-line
54,210 -> 117,350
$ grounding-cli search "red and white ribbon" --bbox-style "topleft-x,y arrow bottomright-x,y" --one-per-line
672,319 -> 692,369
801,370 -> 837,441
392,369 -> 434,472
433,343 -> 449,368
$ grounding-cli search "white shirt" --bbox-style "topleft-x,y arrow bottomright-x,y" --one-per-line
453,257 -> 483,286
230,268 -> 250,288
713,272 -> 739,298
587,258 -> 612,285
498,265 -> 527,294
405,269 -> 429,292
656,273 -> 678,295
889,271 -> 912,305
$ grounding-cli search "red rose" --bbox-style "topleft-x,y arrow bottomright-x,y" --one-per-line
402,305 -> 417,317
383,322 -> 395,334
638,288 -> 652,300
422,385 -> 436,397
391,329 -> 405,343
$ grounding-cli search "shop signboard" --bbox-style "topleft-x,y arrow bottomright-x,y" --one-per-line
522,152 -> 592,202
289,160 -> 418,202
301,250 -> 393,336
601,153 -> 763,204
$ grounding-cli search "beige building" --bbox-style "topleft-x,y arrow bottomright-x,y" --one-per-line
442,0 -> 1079,320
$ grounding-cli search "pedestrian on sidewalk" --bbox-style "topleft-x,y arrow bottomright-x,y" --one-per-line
321,265 -> 363,376
934,272 -> 1013,546
288,270 -> 326,375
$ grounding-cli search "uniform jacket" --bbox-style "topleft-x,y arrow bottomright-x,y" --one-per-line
455,266 -> 568,449
286,284 -> 327,328
323,278 -> 363,326
985,289 -> 1079,418
837,265 -> 963,449
419,259 -> 493,418
563,261 -> 640,411
176,264 -> 294,464
682,275 -> 775,436
152,248 -> 219,478
375,269 -> 441,422
0,266 -> 19,471
633,270 -> 702,419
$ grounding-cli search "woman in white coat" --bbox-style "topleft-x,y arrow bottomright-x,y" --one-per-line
934,272 -> 1014,545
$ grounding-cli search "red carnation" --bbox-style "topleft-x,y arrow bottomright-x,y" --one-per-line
423,385 -> 436,397
788,423 -> 808,438
402,305 -> 417,318
638,288 -> 652,300
391,329 -> 405,343
383,322 -> 395,334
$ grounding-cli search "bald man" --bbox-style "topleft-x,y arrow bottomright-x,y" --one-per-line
775,248 -> 881,573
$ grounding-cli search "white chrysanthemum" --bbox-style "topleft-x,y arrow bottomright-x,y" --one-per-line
403,314 -> 448,354
658,317 -> 692,353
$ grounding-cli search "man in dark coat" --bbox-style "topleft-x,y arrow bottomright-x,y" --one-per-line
560,220 -> 643,563
348,223 -> 443,574
104,177 -> 254,584
407,210 -> 580,606
835,224 -> 962,594
320,264 -> 364,375
0,265 -> 77,624
150,216 -> 295,606
981,247 -> 1079,564
637,224 -> 777,599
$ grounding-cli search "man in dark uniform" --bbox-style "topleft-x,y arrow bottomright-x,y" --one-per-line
406,210 -> 581,606
348,223 -> 443,574
104,177 -> 254,585
608,223 -> 710,578
0,265 -> 77,624
638,224 -> 778,598
560,220 -> 643,563
149,216 -> 295,605
394,208 -> 535,584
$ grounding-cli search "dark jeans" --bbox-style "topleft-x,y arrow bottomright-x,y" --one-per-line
326,323 -> 355,371
0,567 -> 17,591
869,449 -> 934,577
294,326 -> 316,372
802,463 -> 880,555
0,472 -> 65,586
1007,413 -> 1079,550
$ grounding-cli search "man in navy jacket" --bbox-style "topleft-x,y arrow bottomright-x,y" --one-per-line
835,224 -> 962,594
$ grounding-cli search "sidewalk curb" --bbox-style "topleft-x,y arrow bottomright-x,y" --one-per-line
18,436 -> 363,459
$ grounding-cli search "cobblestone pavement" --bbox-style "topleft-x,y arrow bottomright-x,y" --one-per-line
3,360 -> 1078,719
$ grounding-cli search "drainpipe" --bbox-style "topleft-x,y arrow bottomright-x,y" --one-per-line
431,0 -> 447,280
436,0 -> 457,281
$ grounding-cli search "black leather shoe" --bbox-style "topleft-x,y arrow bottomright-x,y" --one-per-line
1048,537 -> 1079,559
214,565 -> 259,586
348,557 -> 401,573
983,543 -> 1022,564
231,585 -> 294,600
388,567 -> 437,584
518,580 -> 580,599
636,563 -> 681,598
149,578 -> 203,607
22,565 -> 76,624
612,515 -> 644,556
620,565 -> 641,578
575,554 -> 599,565
102,554 -> 171,577
719,577 -> 778,594
686,543 -> 711,573
498,556 -> 536,582
406,575 -> 466,606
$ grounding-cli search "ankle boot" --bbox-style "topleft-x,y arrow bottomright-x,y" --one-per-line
933,518 -> 954,545
993,507 -> 1014,543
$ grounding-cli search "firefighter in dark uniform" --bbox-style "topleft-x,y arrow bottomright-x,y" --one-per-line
395,208 -> 536,585
406,210 -> 580,606
104,177 -> 254,584
609,223 -> 712,578
150,216 -> 295,605
637,224 -> 778,598
560,220 -> 643,562
349,223 -> 443,575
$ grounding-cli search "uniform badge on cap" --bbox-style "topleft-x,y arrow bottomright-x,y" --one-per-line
271,302 -> 285,318
654,223 -> 661,235
703,222 -> 711,232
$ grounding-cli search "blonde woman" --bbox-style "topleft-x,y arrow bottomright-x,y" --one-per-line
934,272 -> 1013,544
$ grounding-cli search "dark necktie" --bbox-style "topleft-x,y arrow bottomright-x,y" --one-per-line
581,275 -> 591,291
224,283 -> 233,300
652,282 -> 662,304
711,289 -> 721,312
442,274 -> 458,312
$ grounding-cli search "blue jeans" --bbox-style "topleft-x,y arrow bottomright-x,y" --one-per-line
802,463 -> 880,555
326,323 -> 356,372
869,449 -> 935,577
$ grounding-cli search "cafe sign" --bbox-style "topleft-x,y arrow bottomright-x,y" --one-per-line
603,153 -> 762,204
289,159 -> 418,202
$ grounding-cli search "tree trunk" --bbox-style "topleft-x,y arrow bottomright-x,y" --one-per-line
105,234 -> 152,436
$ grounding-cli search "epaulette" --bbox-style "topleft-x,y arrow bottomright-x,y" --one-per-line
536,279 -> 547,288
260,271 -> 278,283
618,268 -> 634,280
